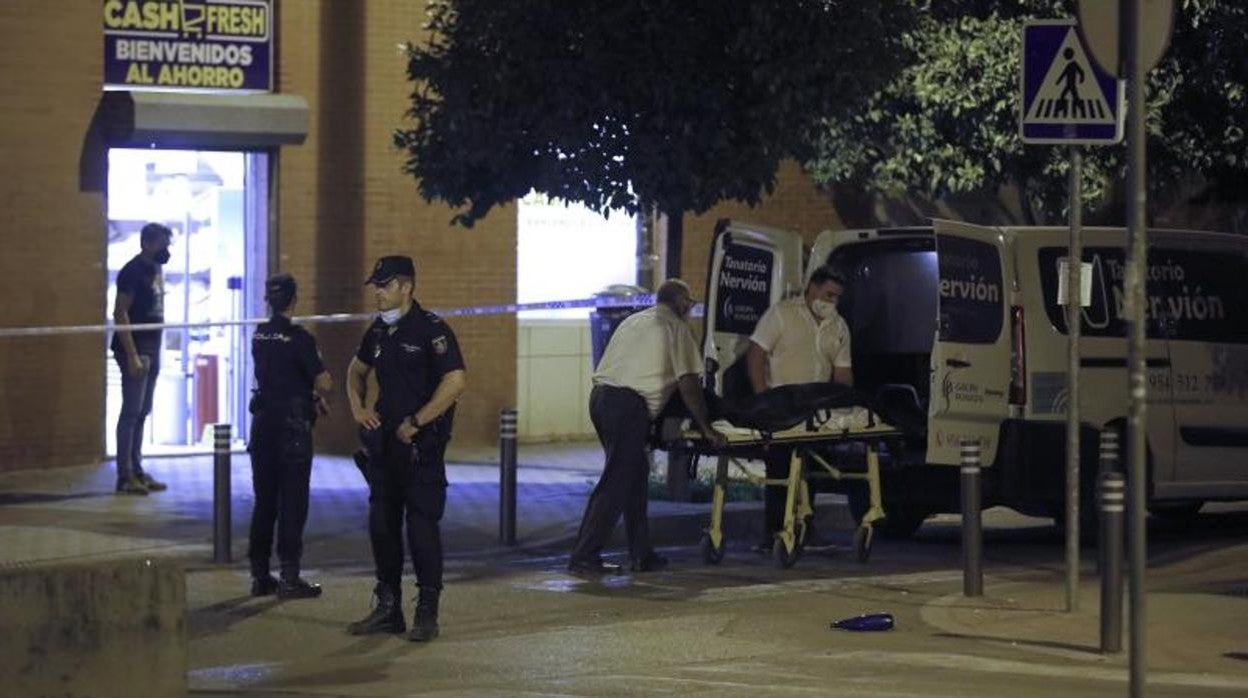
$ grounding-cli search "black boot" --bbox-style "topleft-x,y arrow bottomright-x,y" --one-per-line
407,587 -> 440,642
250,574 -> 279,597
347,583 -> 405,635
277,576 -> 323,599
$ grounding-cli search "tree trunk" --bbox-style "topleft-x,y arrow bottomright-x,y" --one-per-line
664,210 -> 684,280
636,201 -> 657,290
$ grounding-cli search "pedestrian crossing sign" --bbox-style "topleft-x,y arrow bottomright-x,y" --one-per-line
1021,19 -> 1124,144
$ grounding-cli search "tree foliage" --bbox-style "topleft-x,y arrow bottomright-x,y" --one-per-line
396,0 -> 915,226
806,0 -> 1248,224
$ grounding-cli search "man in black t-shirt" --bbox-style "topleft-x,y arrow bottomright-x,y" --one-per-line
110,222 -> 173,495
345,255 -> 467,643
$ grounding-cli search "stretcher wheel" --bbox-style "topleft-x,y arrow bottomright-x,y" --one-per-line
853,525 -> 874,563
773,537 -> 801,569
700,534 -> 725,565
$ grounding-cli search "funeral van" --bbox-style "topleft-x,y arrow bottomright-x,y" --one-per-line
701,219 -> 1248,536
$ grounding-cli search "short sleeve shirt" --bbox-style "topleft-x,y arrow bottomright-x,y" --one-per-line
592,304 -> 702,418
355,304 -> 466,430
252,316 -> 324,404
749,296 -> 852,388
111,254 -> 165,355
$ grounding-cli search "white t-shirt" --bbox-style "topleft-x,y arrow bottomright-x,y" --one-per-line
749,296 -> 852,388
593,304 -> 702,418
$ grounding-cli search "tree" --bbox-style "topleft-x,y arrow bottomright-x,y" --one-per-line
805,0 -> 1248,227
395,0 -> 916,230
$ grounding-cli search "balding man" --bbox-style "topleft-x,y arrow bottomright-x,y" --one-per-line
568,280 -> 726,576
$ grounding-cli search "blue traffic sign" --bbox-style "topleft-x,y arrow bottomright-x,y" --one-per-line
1021,19 -> 1124,144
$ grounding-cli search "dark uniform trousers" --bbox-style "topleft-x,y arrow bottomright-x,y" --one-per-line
571,384 -> 654,563
247,404 -> 314,578
366,429 -> 448,590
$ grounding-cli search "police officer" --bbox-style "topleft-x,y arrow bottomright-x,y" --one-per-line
345,256 -> 466,642
247,274 -> 333,599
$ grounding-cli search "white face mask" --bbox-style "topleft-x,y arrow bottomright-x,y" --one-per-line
811,299 -> 837,321
379,308 -> 404,325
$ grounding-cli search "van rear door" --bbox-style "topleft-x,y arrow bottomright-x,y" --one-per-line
928,220 -> 1014,466
701,220 -> 804,398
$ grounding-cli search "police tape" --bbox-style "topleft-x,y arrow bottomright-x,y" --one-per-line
0,294 -> 670,338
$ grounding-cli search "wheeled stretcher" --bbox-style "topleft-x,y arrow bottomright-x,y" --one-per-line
666,408 -> 906,568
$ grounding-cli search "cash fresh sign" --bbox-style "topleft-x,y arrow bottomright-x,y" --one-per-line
103,0 -> 272,92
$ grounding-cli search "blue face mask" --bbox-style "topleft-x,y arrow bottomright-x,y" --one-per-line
379,308 -> 403,325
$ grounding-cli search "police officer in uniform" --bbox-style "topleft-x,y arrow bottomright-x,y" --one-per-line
346,256 -> 466,642
247,274 -> 333,598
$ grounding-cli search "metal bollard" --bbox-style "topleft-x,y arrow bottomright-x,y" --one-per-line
1099,430 -> 1124,653
213,423 -> 232,564
961,440 -> 983,597
499,408 -> 518,546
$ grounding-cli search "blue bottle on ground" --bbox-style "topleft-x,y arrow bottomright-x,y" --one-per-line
830,612 -> 894,631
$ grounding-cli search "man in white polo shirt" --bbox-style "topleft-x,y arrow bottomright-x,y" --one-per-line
569,279 -> 726,576
746,265 -> 854,551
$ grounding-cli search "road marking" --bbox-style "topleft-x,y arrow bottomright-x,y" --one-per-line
692,570 -> 964,603
591,674 -> 831,694
813,651 -> 1248,691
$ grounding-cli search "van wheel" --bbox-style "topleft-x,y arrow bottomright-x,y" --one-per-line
1148,501 -> 1204,521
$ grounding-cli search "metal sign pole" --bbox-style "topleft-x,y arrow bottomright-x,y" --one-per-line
1065,145 -> 1084,612
1123,0 -> 1149,694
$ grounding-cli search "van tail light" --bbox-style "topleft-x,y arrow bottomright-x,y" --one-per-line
1009,305 -> 1026,406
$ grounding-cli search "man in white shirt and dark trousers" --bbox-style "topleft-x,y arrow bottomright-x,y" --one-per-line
746,266 -> 854,552
569,280 -> 726,576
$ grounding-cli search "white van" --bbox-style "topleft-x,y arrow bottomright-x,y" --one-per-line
701,219 -> 1248,535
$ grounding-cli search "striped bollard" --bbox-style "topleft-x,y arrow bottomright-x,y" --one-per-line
1099,430 -> 1124,653
213,423 -> 232,564
499,409 -> 518,546
961,440 -> 983,597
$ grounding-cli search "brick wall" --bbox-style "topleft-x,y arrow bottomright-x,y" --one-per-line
277,1 -> 517,454
0,4 -> 107,472
680,159 -> 844,298
0,2 -> 516,472
0,1 -> 895,472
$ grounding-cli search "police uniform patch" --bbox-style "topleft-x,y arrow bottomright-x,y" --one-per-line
432,336 -> 448,355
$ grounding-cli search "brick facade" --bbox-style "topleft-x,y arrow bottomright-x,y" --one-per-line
0,4 -> 108,472
0,2 -> 842,472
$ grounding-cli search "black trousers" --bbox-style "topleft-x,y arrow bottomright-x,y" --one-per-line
763,448 -> 816,536
570,384 -> 654,563
366,429 -> 448,590
247,414 -> 313,579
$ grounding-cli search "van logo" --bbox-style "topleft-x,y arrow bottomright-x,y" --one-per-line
715,243 -> 772,334
939,275 -> 1000,303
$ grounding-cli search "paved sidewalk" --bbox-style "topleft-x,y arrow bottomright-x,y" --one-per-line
3,444 -> 1246,695
0,441 -> 780,570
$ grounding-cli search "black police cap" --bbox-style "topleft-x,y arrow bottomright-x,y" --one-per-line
365,255 -> 416,286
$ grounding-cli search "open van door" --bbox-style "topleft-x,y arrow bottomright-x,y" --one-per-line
927,220 -> 1014,466
701,220 -> 804,398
